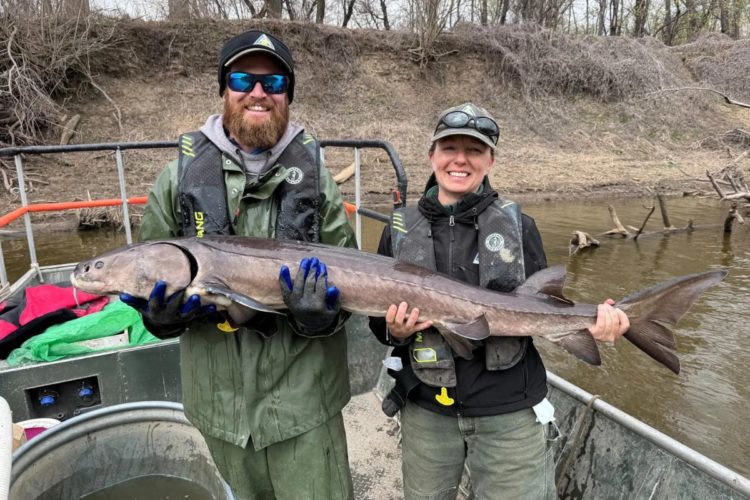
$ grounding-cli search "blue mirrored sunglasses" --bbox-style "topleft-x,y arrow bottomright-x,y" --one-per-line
227,72 -> 289,94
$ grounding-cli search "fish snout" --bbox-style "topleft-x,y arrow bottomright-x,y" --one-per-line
71,258 -> 107,287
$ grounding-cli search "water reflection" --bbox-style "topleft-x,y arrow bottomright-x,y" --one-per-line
524,196 -> 750,478
1,196 -> 748,476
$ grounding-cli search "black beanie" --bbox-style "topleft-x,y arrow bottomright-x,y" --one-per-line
218,30 -> 295,103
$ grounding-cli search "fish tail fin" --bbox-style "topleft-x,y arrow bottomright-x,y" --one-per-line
618,270 -> 727,374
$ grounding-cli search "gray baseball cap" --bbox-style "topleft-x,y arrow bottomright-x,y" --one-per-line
430,102 -> 499,150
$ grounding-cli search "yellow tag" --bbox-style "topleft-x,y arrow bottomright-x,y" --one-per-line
435,387 -> 454,406
217,320 -> 238,333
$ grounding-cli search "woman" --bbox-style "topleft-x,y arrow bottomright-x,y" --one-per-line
369,102 -> 628,500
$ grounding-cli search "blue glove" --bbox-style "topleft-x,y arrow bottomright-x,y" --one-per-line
120,280 -> 216,329
279,257 -> 341,337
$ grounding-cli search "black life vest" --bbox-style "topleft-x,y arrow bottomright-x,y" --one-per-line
177,130 -> 321,242
390,200 -> 528,388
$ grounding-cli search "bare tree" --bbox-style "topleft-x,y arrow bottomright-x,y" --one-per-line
633,0 -> 649,36
409,0 -> 453,67
341,0 -> 355,25
358,0 -> 391,29
597,0 -> 606,34
609,0 -> 619,34
266,0 -> 282,17
380,0 -> 391,29
663,0 -> 675,44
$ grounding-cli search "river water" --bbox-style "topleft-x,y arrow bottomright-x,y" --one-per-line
1,195 -> 748,477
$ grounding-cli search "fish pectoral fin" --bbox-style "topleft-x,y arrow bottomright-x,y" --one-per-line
443,315 -> 490,340
433,327 -> 477,360
514,265 -> 574,305
203,284 -> 283,315
550,329 -> 601,366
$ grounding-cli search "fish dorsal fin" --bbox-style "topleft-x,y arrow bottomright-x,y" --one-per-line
443,314 -> 490,340
515,265 -> 573,305
551,329 -> 601,366
204,284 -> 283,315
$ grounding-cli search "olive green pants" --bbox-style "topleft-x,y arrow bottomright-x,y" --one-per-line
400,403 -> 556,500
203,412 -> 354,500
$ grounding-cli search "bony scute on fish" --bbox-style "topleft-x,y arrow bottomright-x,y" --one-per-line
70,235 -> 728,374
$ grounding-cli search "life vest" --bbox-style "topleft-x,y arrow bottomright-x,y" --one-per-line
177,130 -> 322,242
390,200 -> 527,388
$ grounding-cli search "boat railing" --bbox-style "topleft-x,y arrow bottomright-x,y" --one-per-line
547,371 -> 750,496
0,139 -> 407,296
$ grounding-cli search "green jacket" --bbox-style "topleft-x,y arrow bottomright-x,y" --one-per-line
139,147 -> 357,450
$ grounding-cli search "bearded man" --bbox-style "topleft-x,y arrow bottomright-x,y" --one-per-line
132,30 -> 357,500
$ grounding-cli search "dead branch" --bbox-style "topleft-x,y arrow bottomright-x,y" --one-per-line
706,169 -> 726,198
0,167 -> 11,192
569,231 -> 599,255
333,162 -> 355,184
647,87 -> 750,109
0,12 -> 119,148
59,113 -> 80,145
724,203 -> 744,233
706,168 -> 750,201
633,205 -> 655,240
656,193 -> 675,229
87,77 -> 122,132
604,205 -> 630,237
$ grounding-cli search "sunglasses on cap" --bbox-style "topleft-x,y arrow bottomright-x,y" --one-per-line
226,72 -> 289,94
435,111 -> 500,145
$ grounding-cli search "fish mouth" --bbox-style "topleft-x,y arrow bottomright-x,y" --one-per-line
70,264 -> 108,293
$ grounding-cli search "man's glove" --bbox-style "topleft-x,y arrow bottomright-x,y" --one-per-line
279,257 -> 341,338
120,280 -> 216,337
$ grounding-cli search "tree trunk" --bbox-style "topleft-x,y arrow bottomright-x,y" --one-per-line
380,0 -> 391,29
730,0 -> 742,38
663,0 -> 673,45
500,0 -> 511,24
718,0 -> 729,33
597,0 -> 606,34
608,0 -> 619,35
285,0 -> 297,19
633,0 -> 649,36
316,0 -> 324,22
480,0 -> 488,24
267,0 -> 282,18
342,0 -> 356,26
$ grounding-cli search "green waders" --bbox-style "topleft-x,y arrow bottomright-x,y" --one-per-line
203,413 -> 354,500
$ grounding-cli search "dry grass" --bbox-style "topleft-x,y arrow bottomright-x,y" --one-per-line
1,18 -> 749,222
0,11 -> 122,148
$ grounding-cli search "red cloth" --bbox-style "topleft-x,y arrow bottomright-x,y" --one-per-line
0,320 -> 16,340
19,285 -> 105,325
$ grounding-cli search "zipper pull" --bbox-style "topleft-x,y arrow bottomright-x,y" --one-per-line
449,215 -> 455,227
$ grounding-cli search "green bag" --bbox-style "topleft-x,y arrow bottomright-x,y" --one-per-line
6,300 -> 159,365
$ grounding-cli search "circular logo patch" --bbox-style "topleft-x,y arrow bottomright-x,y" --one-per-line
286,167 -> 304,185
485,233 -> 505,252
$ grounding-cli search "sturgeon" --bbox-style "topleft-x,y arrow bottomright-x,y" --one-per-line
70,235 -> 727,373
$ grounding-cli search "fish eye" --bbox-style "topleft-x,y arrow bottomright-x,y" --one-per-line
95,261 -> 104,269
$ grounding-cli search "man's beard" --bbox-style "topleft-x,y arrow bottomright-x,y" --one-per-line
223,95 -> 289,150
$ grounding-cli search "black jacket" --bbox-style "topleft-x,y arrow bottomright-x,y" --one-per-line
370,177 -> 549,417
